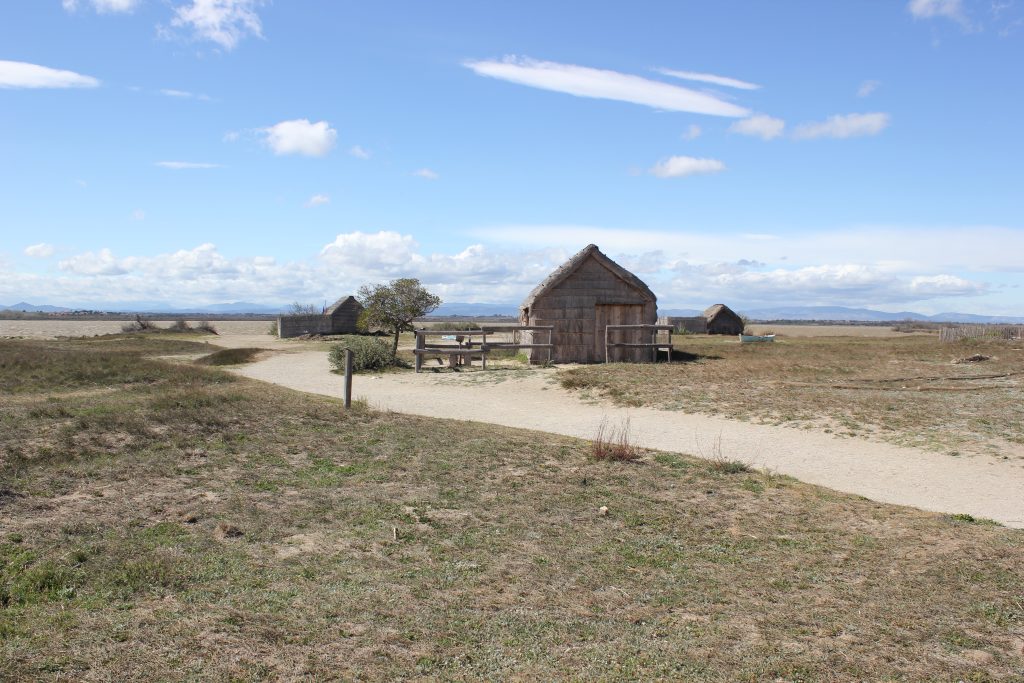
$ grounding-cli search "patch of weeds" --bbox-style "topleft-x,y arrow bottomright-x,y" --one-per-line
947,513 -> 1001,526
709,459 -> 751,474
590,417 -> 642,462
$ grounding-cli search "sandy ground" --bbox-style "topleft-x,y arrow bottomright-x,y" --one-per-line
231,345 -> 1024,529
0,319 -> 272,339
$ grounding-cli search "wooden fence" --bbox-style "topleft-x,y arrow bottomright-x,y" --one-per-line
939,325 -> 1024,343
604,324 -> 674,363
413,326 -> 554,372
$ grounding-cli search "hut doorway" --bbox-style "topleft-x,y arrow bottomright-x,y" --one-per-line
595,304 -> 644,362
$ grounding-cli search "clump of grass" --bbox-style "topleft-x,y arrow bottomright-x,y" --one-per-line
710,458 -> 752,474
947,513 -> 1001,526
194,320 -> 217,335
591,417 -> 641,461
195,348 -> 262,366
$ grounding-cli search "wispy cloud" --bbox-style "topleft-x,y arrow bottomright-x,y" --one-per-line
262,119 -> 337,157
24,243 -> 55,258
155,161 -> 222,169
464,56 -> 750,117
349,145 -> 371,160
681,124 -> 702,141
907,0 -> 972,27
857,80 -> 881,97
130,209 -> 145,221
654,68 -> 761,90
170,0 -> 264,50
160,88 -> 212,101
304,194 -> 330,208
63,0 -> 139,13
413,168 -> 439,180
649,156 -> 726,178
729,114 -> 785,140
793,113 -> 890,140
0,60 -> 99,89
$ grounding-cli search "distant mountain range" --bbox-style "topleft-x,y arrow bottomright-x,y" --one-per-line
3,301 -> 1022,324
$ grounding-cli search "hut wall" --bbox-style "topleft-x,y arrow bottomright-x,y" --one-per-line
523,257 -> 655,363
707,310 -> 744,335
278,314 -> 335,338
328,300 -> 362,334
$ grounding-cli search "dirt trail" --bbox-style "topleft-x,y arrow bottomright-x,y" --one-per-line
230,347 -> 1024,528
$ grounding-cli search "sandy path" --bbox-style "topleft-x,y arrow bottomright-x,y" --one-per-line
230,348 -> 1024,528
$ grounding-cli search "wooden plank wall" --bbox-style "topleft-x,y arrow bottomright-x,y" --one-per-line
523,257 -> 656,363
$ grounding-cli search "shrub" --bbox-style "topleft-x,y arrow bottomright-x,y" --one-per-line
194,321 -> 218,335
591,417 -> 641,462
329,336 -> 395,372
195,348 -> 262,366
169,320 -> 192,332
267,320 -> 279,336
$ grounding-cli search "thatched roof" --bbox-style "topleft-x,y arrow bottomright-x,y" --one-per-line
520,244 -> 656,310
703,303 -> 740,320
324,295 -> 359,315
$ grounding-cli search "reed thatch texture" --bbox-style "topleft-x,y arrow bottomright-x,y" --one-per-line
325,295 -> 363,332
703,303 -> 744,335
520,245 -> 657,363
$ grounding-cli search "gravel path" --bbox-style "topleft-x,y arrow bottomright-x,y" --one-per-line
232,349 -> 1024,528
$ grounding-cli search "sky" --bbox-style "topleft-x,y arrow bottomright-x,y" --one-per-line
1,0 -> 1023,314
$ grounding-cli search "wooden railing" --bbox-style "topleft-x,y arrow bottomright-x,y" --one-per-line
413,326 -> 554,372
604,324 -> 674,363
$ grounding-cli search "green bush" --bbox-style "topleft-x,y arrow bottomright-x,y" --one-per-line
329,336 -> 395,372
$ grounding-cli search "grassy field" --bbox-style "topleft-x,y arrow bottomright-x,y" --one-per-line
559,334 -> 1024,458
2,336 -> 1024,680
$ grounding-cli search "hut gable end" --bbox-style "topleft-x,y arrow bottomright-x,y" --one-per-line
520,244 -> 658,363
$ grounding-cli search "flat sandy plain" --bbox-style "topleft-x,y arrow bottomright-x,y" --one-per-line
0,319 -> 270,339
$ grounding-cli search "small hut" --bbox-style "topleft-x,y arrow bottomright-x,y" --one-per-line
324,295 -> 363,332
277,295 -> 363,338
520,244 -> 657,363
703,303 -> 744,335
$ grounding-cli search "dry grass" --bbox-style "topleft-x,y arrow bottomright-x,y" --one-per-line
194,347 -> 264,366
1,337 -> 1024,680
590,417 -> 642,462
559,335 -> 1024,458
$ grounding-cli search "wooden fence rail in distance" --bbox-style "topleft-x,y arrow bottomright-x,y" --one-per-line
939,325 -> 1024,343
604,324 -> 674,363
413,326 -> 554,372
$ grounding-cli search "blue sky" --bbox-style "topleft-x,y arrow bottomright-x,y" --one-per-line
2,0 -> 1023,313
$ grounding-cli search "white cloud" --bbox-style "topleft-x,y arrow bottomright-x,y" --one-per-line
304,194 -> 330,208
155,161 -> 222,169
908,0 -> 971,26
654,68 -> 761,90
681,124 -> 702,140
262,119 -> 337,157
160,88 -> 211,101
63,0 -> 139,12
349,145 -> 371,160
10,232 -> 1004,313
464,56 -> 750,117
59,248 -> 129,276
649,156 -> 726,178
24,243 -> 55,258
857,80 -> 880,97
793,113 -> 890,140
131,209 -> 145,221
729,114 -> 785,140
413,168 -> 439,180
0,60 -> 100,89
170,0 -> 264,50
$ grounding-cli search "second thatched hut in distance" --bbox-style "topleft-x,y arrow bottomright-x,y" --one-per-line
704,303 -> 744,335
519,244 -> 657,363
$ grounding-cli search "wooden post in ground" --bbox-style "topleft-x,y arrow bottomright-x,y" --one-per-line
414,330 -> 424,373
343,349 -> 353,408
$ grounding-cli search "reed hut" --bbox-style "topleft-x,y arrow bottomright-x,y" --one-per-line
519,244 -> 657,363
703,303 -> 744,335
277,295 -> 363,338
324,295 -> 363,332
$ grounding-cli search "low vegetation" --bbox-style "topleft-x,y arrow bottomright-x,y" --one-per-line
560,334 -> 1024,458
194,347 -> 263,366
1,337 -> 1023,680
328,335 -> 398,372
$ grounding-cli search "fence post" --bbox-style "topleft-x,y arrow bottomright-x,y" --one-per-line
343,349 -> 353,408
